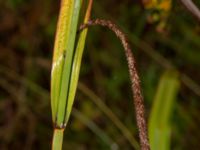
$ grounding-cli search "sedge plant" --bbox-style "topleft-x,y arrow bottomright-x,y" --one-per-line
51,0 -> 149,149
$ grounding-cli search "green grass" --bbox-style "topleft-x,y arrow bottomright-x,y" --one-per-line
51,0 -> 82,127
50,0 -> 92,149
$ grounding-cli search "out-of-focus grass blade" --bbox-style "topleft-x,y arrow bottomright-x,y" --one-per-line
72,108 -> 119,149
148,70 -> 180,150
51,0 -> 82,127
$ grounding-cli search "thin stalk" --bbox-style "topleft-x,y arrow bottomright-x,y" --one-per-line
179,0 -> 200,21
91,1 -> 200,97
52,129 -> 64,150
79,19 -> 150,150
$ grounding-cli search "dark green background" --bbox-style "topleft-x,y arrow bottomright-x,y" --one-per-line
0,0 -> 200,149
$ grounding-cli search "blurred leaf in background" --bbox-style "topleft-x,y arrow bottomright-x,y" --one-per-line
148,70 -> 180,150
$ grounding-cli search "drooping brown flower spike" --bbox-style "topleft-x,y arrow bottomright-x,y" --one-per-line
79,19 -> 150,150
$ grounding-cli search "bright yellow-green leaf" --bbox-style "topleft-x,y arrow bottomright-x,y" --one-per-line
65,0 -> 93,123
51,0 -> 93,149
51,0 -> 82,127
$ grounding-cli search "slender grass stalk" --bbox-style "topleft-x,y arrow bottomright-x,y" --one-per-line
179,0 -> 200,21
88,2 -> 200,97
52,129 -> 64,150
79,19 -> 150,150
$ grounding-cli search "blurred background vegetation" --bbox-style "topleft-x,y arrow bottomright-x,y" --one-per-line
0,0 -> 200,149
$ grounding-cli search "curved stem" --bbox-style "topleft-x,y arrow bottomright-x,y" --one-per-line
79,19 -> 150,150
52,129 -> 64,150
179,0 -> 200,21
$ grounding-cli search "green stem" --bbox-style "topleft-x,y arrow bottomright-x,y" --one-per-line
52,129 -> 64,150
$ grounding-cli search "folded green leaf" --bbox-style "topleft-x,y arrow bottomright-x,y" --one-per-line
51,0 -> 82,127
